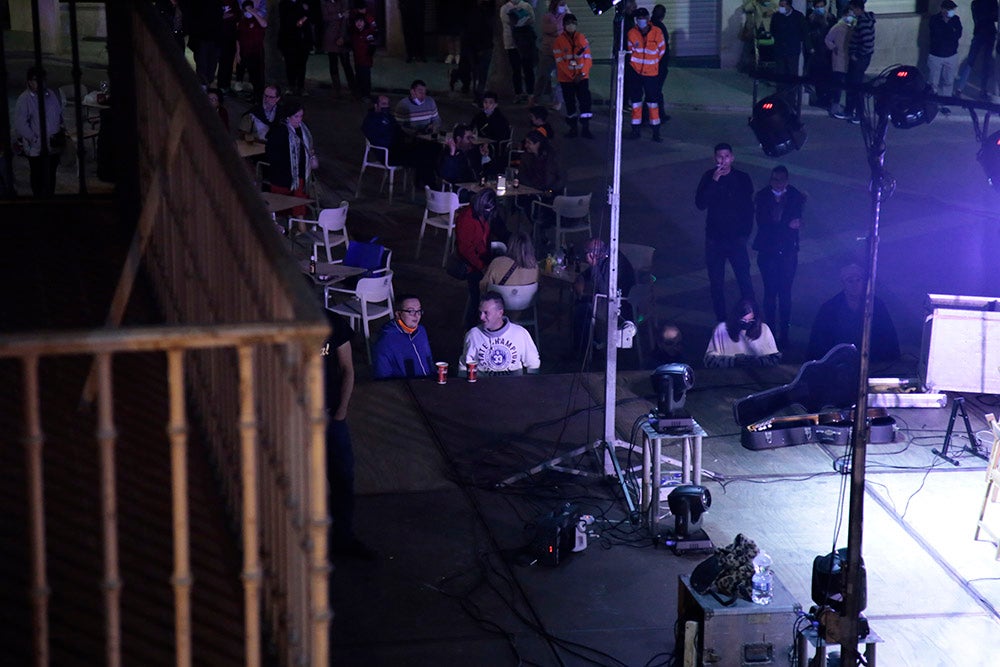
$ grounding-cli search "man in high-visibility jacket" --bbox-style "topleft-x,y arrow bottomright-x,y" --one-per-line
627,7 -> 666,142
553,13 -> 593,139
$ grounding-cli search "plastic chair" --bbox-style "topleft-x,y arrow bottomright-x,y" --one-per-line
620,243 -> 656,282
975,413 -> 1000,560
327,246 -> 394,304
532,193 -> 592,250
355,139 -> 410,204
326,272 -> 394,364
490,282 -> 540,352
418,186 -> 463,267
295,202 -> 350,262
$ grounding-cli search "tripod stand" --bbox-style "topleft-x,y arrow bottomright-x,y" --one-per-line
496,437 -> 639,515
933,397 -> 988,465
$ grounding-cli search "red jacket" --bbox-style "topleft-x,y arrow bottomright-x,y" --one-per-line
455,206 -> 490,272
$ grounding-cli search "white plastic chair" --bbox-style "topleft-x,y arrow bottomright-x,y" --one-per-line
490,282 -> 540,352
355,139 -> 410,204
418,186 -> 463,267
295,202 -> 350,262
620,243 -> 655,281
326,271 -> 394,363
532,193 -> 593,250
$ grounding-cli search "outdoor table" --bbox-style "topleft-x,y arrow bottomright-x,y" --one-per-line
260,191 -> 314,214
299,260 -> 366,286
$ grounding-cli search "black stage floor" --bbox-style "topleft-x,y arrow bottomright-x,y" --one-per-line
331,369 -> 1000,666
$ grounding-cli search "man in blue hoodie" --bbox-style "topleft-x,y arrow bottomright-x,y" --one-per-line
372,295 -> 435,379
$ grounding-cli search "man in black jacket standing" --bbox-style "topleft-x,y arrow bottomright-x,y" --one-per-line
752,165 -> 805,348
956,0 -> 998,99
695,143 -> 756,323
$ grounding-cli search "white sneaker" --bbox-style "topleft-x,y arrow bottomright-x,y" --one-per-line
232,81 -> 243,92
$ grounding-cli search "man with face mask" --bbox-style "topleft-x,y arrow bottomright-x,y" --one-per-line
928,0 -> 963,112
770,0 -> 807,83
553,13 -> 594,139
843,0 -> 876,123
626,7 -> 667,142
752,165 -> 805,349
470,91 -> 511,143
825,5 -> 854,118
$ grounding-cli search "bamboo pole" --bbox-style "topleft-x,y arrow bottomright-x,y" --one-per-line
96,352 -> 122,667
167,349 -> 192,667
306,350 -> 331,666
23,355 -> 49,667
238,345 -> 262,667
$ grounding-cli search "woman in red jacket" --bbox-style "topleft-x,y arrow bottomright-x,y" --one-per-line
455,188 -> 498,328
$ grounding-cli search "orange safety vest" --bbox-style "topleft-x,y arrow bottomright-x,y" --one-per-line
553,31 -> 593,83
627,25 -> 665,77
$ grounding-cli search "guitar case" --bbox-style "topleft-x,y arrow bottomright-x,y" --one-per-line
733,344 -> 897,450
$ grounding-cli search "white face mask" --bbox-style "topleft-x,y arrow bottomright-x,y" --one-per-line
946,10 -> 956,18
843,15 -> 856,25
771,188 -> 786,196
636,19 -> 648,29
557,5 -> 567,13
778,6 -> 789,14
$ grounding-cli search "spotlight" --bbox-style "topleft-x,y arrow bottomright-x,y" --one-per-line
874,66 -> 938,129
650,363 -> 694,431
749,95 -> 807,157
663,485 -> 714,552
586,0 -> 621,15
978,129 -> 1000,191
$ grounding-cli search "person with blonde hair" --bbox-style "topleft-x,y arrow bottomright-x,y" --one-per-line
480,231 -> 539,292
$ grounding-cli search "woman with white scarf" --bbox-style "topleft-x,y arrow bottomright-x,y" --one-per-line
265,98 -> 317,218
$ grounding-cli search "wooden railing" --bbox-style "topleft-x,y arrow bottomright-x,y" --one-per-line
2,3 -> 332,666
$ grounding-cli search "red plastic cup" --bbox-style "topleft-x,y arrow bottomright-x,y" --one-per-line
436,362 -> 448,384
467,361 -> 477,383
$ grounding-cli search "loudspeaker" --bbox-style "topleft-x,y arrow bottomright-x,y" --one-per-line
920,305 -> 1000,394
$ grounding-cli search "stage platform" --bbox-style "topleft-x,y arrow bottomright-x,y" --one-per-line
333,368 -> 1000,666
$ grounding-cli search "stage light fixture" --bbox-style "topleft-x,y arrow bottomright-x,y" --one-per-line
586,0 -> 621,15
748,95 -> 807,157
874,66 -> 938,129
667,485 -> 712,538
651,363 -> 694,417
978,130 -> 1000,191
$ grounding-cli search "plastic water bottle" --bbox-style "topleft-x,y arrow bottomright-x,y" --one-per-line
751,551 -> 773,605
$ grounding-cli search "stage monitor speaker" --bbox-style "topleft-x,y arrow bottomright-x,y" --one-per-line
920,298 -> 1000,395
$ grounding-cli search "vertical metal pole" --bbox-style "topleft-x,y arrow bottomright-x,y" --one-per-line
840,112 -> 889,667
67,0 -> 88,193
23,355 -> 49,667
96,352 -> 122,667
30,0 -> 52,197
603,10 -> 628,449
167,349 -> 192,667
238,345 -> 262,667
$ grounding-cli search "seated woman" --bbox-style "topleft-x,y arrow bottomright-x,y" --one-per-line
704,299 -> 781,368
455,188 -> 499,328
480,231 -> 539,293
518,130 -> 563,195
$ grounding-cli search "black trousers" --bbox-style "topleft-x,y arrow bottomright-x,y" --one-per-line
235,51 -> 265,101
560,79 -> 592,119
705,236 -> 755,322
192,38 -> 221,86
325,418 -> 355,543
400,1 -> 425,59
506,48 -> 534,96
216,34 -> 238,89
283,47 -> 310,91
327,51 -> 356,92
757,250 -> 797,342
27,153 -> 60,197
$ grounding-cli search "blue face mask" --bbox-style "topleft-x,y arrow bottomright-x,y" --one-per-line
813,7 -> 825,14
947,10 -> 956,18
636,19 -> 648,29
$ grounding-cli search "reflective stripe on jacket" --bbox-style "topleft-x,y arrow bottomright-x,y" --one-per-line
553,31 -> 592,83
627,26 -> 665,77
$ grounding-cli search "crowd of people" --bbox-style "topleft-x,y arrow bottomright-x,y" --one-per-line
743,0 -> 1000,120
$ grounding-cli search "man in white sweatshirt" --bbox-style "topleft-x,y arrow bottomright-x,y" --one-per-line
459,292 -> 541,376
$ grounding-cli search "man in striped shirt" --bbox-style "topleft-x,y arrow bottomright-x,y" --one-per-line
394,79 -> 442,136
626,7 -> 667,142
843,0 -> 876,124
